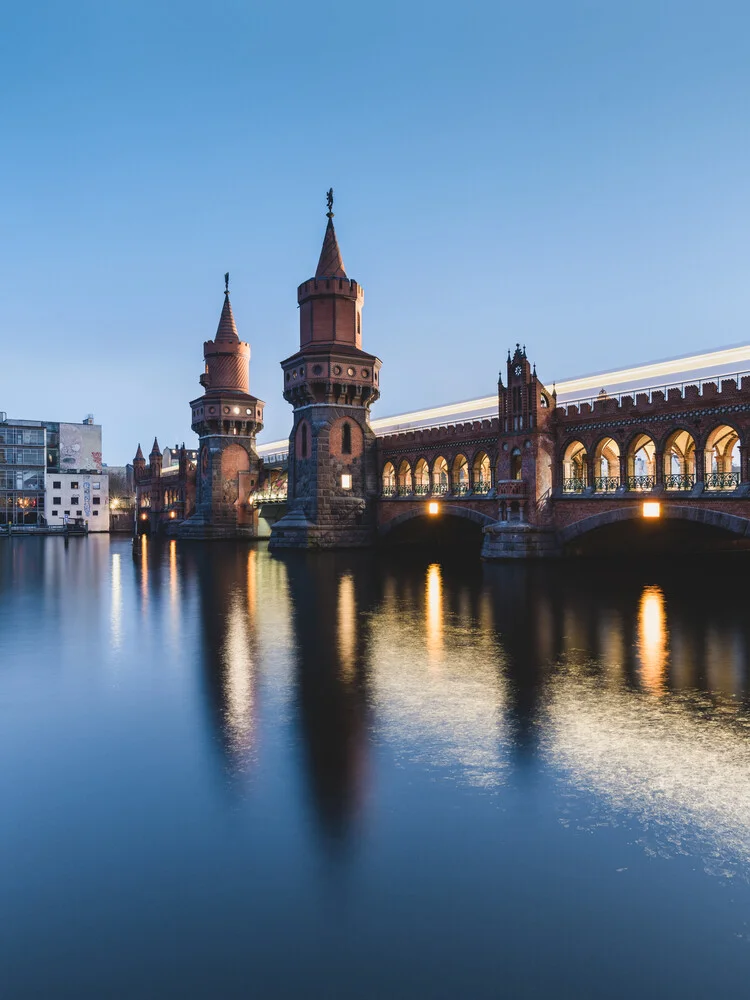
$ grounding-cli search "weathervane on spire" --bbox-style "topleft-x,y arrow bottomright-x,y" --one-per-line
326,188 -> 334,218
224,272 -> 230,295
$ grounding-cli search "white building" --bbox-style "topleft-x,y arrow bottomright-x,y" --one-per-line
45,471 -> 110,532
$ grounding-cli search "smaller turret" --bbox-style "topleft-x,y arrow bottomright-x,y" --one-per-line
149,437 -> 162,479
133,444 -> 146,483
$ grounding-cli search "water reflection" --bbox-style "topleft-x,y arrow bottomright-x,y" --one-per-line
637,585 -> 668,696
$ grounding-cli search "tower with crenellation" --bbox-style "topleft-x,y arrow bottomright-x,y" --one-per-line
178,276 -> 265,538
269,192 -> 382,548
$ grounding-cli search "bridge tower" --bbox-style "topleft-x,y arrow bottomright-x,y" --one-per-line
269,194 -> 382,549
482,344 -> 559,558
178,277 -> 265,539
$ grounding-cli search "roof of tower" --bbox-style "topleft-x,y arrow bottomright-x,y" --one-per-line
150,437 -> 160,457
215,291 -> 240,344
134,444 -> 144,461
315,216 -> 347,279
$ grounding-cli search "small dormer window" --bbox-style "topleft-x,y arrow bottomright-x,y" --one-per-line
540,394 -> 549,408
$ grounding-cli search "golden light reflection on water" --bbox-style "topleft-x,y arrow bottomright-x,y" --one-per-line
370,566 -> 507,787
544,669 -> 750,877
637,585 -> 668,695
110,553 -> 122,649
425,563 -> 443,663
337,574 -> 356,679
222,593 -> 254,756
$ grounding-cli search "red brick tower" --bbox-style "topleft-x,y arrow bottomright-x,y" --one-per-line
269,192 -> 382,549
179,275 -> 265,539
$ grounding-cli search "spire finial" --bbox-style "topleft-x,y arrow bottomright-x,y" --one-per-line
326,187 -> 334,219
224,271 -> 230,296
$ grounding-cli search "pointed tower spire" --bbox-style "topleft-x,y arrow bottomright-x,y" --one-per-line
215,272 -> 239,343
150,437 -> 160,457
134,443 -> 144,461
315,188 -> 347,278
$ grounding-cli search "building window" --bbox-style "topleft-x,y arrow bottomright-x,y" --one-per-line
76,510 -> 82,516
342,422 -> 352,455
70,481 -> 79,489
93,511 -> 99,516
63,510 -> 70,516
53,481 -> 61,489
93,483 -> 100,490
71,496 -> 79,505
93,497 -> 101,505
53,497 -> 61,505
341,474 -> 352,490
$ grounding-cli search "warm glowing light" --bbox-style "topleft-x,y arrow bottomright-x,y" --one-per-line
425,563 -> 443,661
233,406 -> 240,414
169,510 -> 176,518
643,502 -> 661,518
140,512 -> 148,520
637,585 -> 668,695
428,501 -> 439,515
338,574 -> 356,678
341,473 -> 352,490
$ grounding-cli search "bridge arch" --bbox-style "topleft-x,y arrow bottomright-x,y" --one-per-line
558,503 -> 750,546
379,503 -> 497,538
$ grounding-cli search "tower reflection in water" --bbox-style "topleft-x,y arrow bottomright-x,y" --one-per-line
177,541 -> 750,871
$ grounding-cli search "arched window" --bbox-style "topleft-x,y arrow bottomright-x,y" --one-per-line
627,434 -> 656,490
704,425 -> 741,490
562,441 -> 587,492
300,422 -> 308,458
397,460 -> 413,495
414,459 -> 430,494
473,452 -> 492,493
663,429 -> 696,490
452,455 -> 469,494
593,437 -> 620,491
382,462 -> 396,496
509,448 -> 522,481
342,422 -> 352,455
433,457 -> 449,495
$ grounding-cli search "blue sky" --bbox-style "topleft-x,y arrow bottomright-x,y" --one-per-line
2,1 -> 749,463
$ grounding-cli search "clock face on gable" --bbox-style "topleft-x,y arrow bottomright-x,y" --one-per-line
514,365 -> 522,376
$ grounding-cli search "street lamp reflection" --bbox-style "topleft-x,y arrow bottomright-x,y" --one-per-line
637,584 -> 668,695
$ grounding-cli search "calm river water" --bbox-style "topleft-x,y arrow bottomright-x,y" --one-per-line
2,536 -> 750,997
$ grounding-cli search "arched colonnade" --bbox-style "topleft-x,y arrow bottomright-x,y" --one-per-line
561,423 -> 745,493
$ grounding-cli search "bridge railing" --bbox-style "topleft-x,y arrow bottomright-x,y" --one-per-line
664,474 -> 696,491
704,472 -> 740,490
593,476 -> 620,492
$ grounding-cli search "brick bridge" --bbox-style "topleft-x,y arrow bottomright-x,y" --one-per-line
372,345 -> 750,557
